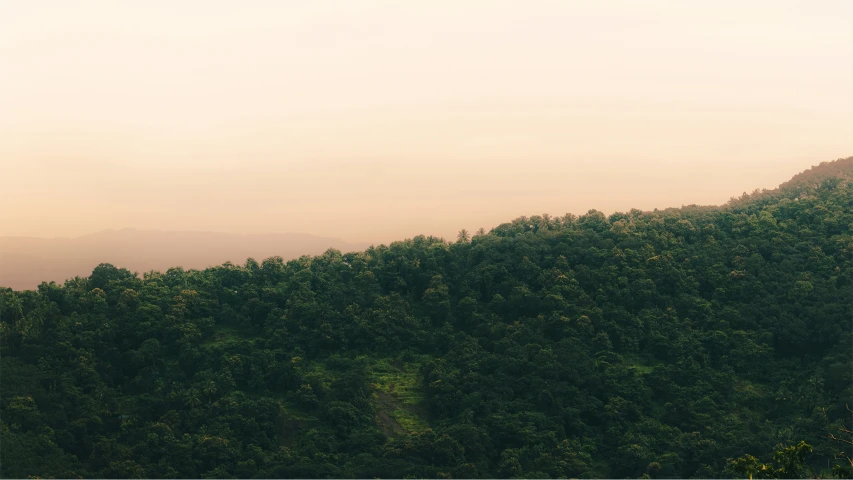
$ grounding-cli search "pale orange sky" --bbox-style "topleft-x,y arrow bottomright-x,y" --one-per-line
2,0 -> 851,245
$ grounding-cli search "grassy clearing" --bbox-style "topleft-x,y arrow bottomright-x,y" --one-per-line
623,354 -> 662,374
391,406 -> 429,432
369,357 -> 428,406
368,356 -> 430,433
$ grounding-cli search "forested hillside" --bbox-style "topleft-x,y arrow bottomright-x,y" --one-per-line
2,158 -> 851,478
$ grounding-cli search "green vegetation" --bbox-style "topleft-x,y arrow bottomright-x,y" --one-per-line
1,158 -> 852,478
368,357 -> 429,434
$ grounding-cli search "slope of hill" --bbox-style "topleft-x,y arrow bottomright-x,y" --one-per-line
0,229 -> 369,291
1,157 -> 851,478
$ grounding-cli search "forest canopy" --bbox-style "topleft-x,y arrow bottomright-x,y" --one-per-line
1,158 -> 852,478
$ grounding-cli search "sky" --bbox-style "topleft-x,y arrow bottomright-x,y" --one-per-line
2,0 -> 851,245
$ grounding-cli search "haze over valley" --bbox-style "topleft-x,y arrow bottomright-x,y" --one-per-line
0,229 -> 368,291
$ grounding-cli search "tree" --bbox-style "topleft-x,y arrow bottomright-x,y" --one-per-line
138,338 -> 161,370
457,229 -> 471,243
729,441 -> 813,479
826,405 -> 853,477
203,380 -> 218,407
184,390 -> 202,409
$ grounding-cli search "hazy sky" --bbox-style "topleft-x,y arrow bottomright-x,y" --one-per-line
2,0 -> 851,244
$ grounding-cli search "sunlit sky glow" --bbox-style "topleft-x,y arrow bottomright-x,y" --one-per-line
2,0 -> 851,244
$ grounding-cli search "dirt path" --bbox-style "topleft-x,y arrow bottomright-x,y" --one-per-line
374,390 -> 406,437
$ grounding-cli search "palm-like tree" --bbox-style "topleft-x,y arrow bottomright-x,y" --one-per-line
184,390 -> 201,409
457,229 -> 471,243
203,380 -> 217,406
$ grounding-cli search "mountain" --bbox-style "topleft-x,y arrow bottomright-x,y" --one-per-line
1,157 -> 851,479
0,229 -> 369,291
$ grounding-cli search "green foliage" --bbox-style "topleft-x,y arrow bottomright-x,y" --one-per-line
1,157 -> 852,478
729,441 -> 814,479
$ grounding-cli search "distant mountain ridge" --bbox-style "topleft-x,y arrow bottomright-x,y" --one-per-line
2,157 -> 850,291
0,229 -> 369,290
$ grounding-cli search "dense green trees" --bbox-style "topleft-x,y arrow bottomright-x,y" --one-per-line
1,158 -> 851,478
